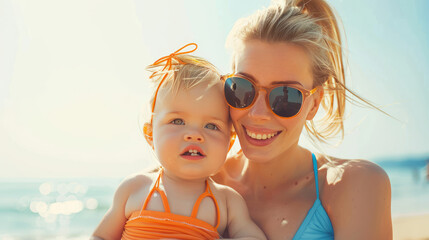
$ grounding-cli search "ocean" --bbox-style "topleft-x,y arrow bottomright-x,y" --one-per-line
1,157 -> 428,239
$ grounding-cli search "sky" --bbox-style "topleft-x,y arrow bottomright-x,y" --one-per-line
1,0 -> 428,178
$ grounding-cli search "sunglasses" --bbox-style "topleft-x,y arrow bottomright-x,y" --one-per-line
224,74 -> 317,118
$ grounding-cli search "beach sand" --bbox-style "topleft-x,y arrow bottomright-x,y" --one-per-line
393,214 -> 429,240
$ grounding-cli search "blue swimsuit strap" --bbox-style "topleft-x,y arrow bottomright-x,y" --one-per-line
292,154 -> 333,240
311,153 -> 320,199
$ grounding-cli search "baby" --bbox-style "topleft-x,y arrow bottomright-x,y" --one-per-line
91,43 -> 266,240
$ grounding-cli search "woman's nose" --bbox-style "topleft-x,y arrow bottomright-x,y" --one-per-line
184,132 -> 204,143
248,91 -> 271,121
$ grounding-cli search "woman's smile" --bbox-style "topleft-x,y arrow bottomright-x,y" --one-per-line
242,125 -> 282,146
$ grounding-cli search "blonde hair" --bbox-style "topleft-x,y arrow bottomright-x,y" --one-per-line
227,0 -> 374,143
146,54 -> 222,111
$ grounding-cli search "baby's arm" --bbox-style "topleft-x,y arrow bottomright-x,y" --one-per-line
223,188 -> 267,240
91,178 -> 132,240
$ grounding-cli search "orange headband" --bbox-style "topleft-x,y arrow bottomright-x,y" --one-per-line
149,43 -> 198,116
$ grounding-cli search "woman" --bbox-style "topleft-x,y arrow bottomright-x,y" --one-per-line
214,0 -> 393,239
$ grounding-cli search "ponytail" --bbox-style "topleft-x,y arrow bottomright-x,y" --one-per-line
296,0 -> 346,143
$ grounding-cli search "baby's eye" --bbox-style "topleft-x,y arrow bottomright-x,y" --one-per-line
205,123 -> 219,130
170,118 -> 184,125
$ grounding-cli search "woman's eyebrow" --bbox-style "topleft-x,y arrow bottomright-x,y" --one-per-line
271,80 -> 304,86
236,71 -> 257,81
237,72 -> 303,86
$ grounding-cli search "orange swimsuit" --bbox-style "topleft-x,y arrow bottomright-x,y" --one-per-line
122,170 -> 220,240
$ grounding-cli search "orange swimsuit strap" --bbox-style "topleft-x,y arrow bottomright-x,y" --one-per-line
139,169 -> 171,214
122,169 -> 221,240
139,168 -> 220,229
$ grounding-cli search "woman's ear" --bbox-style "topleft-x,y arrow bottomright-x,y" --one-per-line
306,86 -> 324,120
143,122 -> 154,148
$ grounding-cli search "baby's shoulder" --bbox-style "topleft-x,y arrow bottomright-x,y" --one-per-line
119,170 -> 158,195
208,178 -> 254,233
120,170 -> 161,217
208,178 -> 244,202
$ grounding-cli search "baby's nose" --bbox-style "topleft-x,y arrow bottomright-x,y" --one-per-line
184,132 -> 204,143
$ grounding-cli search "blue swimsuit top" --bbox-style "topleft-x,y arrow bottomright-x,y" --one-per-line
292,153 -> 334,240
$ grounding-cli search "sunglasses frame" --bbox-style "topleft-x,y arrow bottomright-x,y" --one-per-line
223,73 -> 318,118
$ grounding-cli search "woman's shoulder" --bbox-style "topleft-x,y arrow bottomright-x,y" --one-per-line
317,155 -> 390,189
318,155 -> 391,218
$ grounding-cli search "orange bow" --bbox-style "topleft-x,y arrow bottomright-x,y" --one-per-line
149,43 -> 198,114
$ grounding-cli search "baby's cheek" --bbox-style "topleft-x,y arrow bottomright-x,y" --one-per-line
213,134 -> 231,155
152,130 -> 176,151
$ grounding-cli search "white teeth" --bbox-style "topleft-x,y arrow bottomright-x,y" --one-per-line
187,149 -> 199,156
246,129 -> 277,140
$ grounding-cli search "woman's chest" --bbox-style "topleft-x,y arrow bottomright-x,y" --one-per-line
244,190 -> 317,240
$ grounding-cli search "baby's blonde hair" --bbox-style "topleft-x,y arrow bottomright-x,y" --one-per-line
146,54 -> 222,111
227,0 -> 377,144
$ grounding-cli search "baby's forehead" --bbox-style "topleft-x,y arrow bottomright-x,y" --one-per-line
155,81 -> 229,119
163,81 -> 224,102
160,75 -> 224,97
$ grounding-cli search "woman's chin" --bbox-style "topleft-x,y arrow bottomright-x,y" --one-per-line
240,146 -> 277,164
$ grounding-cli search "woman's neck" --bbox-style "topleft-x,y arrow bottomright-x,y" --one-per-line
242,145 -> 313,193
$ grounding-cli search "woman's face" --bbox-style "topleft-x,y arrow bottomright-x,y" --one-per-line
231,40 -> 319,163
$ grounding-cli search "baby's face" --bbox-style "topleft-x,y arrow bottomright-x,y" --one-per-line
151,81 -> 231,180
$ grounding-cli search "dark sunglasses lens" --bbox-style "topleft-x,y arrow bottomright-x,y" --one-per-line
224,77 -> 255,108
269,87 -> 303,117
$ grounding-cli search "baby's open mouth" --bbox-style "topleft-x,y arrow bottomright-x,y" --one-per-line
181,149 -> 204,156
180,145 -> 206,158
